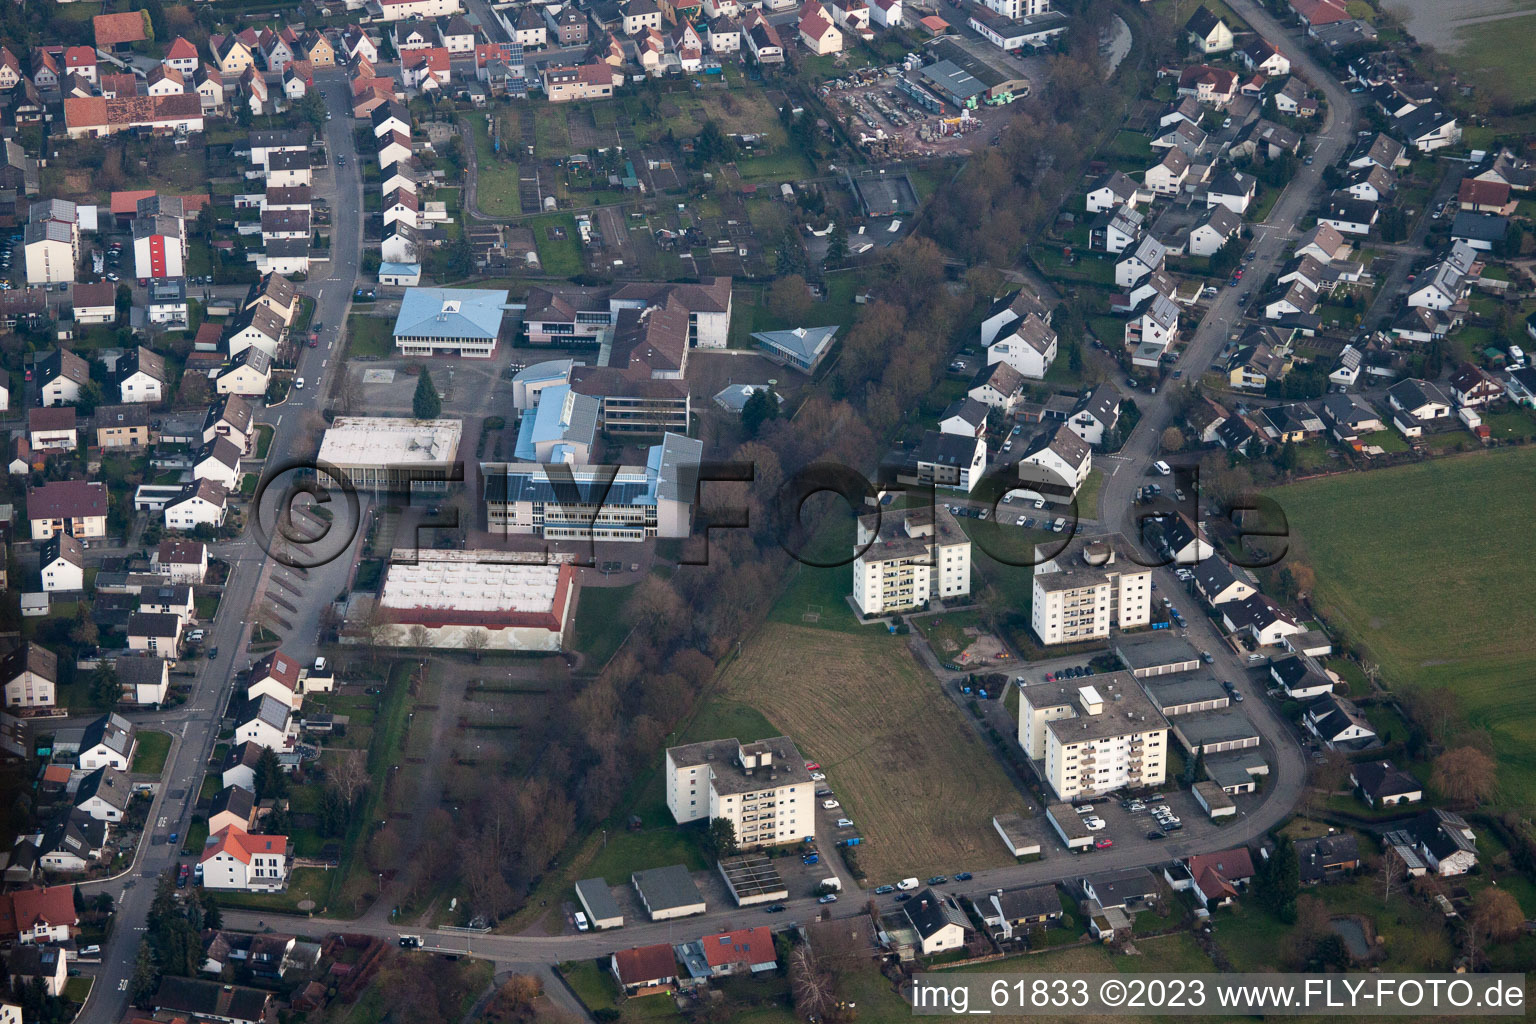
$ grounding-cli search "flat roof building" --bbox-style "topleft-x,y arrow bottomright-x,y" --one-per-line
717,853 -> 789,905
1113,632 -> 1203,677
574,878 -> 625,929
666,735 -> 814,850
632,865 -> 707,921
317,417 -> 462,493
852,505 -> 971,617
1170,708 -> 1261,755
373,551 -> 576,652
1143,675 -> 1229,717
1019,672 -> 1169,800
1031,534 -> 1152,646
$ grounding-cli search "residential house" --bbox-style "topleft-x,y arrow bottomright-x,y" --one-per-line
698,926 -> 777,976
988,312 -> 1057,379
1239,38 -> 1290,77
216,347 -> 272,397
1092,204 -> 1143,255
95,403 -> 150,449
1274,76 -> 1316,117
208,786 -> 256,836
117,345 -> 167,404
1188,205 -> 1241,257
1293,223 -> 1350,264
72,281 -> 117,325
154,539 -> 208,582
968,361 -> 1026,413
221,741 -> 264,792
1292,833 -> 1360,884
235,695 -> 292,751
1457,178 -> 1517,216
153,978 -> 271,1024
1305,694 -> 1376,749
3,885 -> 77,944
623,0 -> 665,34
1318,194 -> 1378,236
127,612 -> 181,657
938,397 -> 989,438
28,407 -> 77,453
27,480 -> 108,539
1346,165 -> 1395,203
1348,133 -> 1408,172
1387,378 -> 1452,424
39,535 -> 84,593
78,712 -> 136,770
247,650 -> 303,710
1321,392 -> 1383,443
117,656 -> 170,705
1085,170 -> 1143,214
73,766 -> 130,822
1220,594 -> 1301,646
1177,65 -> 1238,107
1268,655 -> 1334,699
798,1 -> 843,54
1329,344 -> 1362,389
978,885 -> 1062,942
1449,362 -> 1502,408
1067,384 -> 1121,446
611,944 -> 678,996
903,888 -> 971,955
38,348 -> 90,406
541,64 -> 616,102
896,430 -> 987,493
1351,760 -> 1422,808
1144,147 -> 1190,196
2,644 -> 57,710
1395,101 -> 1458,153
1116,235 -> 1167,289
1184,6 -> 1233,53
1450,211 -> 1509,252
744,12 -> 785,63
1190,556 -> 1255,607
1125,294 -> 1180,367
1180,848 -> 1255,908
164,479 -> 228,531
1411,809 -> 1477,876
1017,424 -> 1091,503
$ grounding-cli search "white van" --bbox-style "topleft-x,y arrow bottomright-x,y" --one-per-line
897,877 -> 920,891
1154,460 -> 1172,476
574,912 -> 590,932
1510,345 -> 1527,367
314,656 -> 327,673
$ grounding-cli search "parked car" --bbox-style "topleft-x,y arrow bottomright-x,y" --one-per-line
1095,837 -> 1114,849
810,772 -> 826,781
1083,818 -> 1105,831
874,885 -> 896,895
764,904 -> 787,913
927,875 -> 948,885
894,892 -> 913,902
821,799 -> 840,810
1146,830 -> 1167,841
954,872 -> 972,881
818,894 -> 838,904
836,818 -> 854,828
805,762 -> 821,771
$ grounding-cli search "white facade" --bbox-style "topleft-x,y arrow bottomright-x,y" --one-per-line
376,0 -> 463,20
1030,537 -> 1151,646
1019,675 -> 1169,800
852,506 -> 971,617
199,826 -> 290,891
41,552 -> 83,593
665,736 -> 814,849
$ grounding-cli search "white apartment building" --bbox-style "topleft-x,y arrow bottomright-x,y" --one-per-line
982,0 -> 1049,21
852,505 -> 971,617
1017,673 -> 1169,800
1030,534 -> 1151,646
665,736 -> 814,849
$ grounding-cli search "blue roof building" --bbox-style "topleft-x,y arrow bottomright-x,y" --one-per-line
514,384 -> 600,463
753,325 -> 839,373
392,287 -> 509,357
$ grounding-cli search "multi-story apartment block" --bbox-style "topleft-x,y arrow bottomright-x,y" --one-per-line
851,505 -> 971,617
665,736 -> 814,849
1030,534 -> 1151,646
1017,673 -> 1169,800
982,0 -> 1049,21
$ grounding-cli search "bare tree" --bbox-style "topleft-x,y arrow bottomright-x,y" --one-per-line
1431,747 -> 1498,807
330,749 -> 370,809
1471,887 -> 1523,943
463,628 -> 489,662
789,946 -> 834,1020
408,624 -> 431,650
1379,849 -> 1405,908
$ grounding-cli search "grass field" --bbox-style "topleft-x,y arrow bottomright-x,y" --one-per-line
131,731 -> 172,775
1272,447 -> 1536,808
718,623 -> 1029,881
346,315 -> 395,359
568,583 -> 635,669
468,112 -> 522,219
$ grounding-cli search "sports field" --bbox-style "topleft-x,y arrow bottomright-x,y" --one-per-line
1272,447 -> 1536,808
718,623 -> 1030,882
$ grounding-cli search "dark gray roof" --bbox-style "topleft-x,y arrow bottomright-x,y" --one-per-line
1352,760 -> 1420,800
988,883 -> 1061,921
1450,211 -> 1509,243
80,711 -> 134,757
210,784 -> 254,822
915,429 -> 980,468
74,765 -> 130,811
1084,867 -> 1158,907
905,888 -> 970,939
941,396 -> 989,430
632,864 -> 705,912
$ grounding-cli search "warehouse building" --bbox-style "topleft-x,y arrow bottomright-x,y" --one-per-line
372,551 -> 576,651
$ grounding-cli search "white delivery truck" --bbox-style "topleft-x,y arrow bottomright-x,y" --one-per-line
897,877 -> 920,891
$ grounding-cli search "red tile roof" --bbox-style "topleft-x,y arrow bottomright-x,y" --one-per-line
111,189 -> 158,216
199,825 -> 289,865
166,37 -> 199,62
9,885 -> 78,934
94,11 -> 150,48
63,46 -> 96,69
251,650 -> 301,691
1291,0 -> 1348,25
611,944 -> 677,986
1459,178 -> 1511,207
700,926 -> 776,969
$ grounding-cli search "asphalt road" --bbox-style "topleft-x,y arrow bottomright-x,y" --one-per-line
73,70 -> 365,1024
72,10 -> 1357,1013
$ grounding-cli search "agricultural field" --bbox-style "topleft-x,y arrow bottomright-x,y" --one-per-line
718,623 -> 1030,881
1383,0 -> 1536,104
1271,446 -> 1536,808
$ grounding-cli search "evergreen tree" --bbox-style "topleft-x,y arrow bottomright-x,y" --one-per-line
253,747 -> 287,801
89,663 -> 119,710
413,370 -> 442,420
1181,745 -> 1205,785
74,884 -> 86,913
130,942 -> 160,1007
741,388 -> 779,438
704,817 -> 739,859
1255,834 -> 1299,923
824,221 -> 849,267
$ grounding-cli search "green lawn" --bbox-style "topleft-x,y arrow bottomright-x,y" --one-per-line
568,584 -> 635,669
254,423 -> 274,459
529,212 -> 582,277
210,866 -> 330,913
581,827 -> 708,888
131,731 -> 172,775
1272,447 -> 1536,808
345,315 -> 395,359
468,112 -> 523,218
1455,7 -> 1536,107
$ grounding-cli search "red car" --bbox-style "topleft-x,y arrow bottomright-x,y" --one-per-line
1095,837 -> 1113,849
804,762 -> 821,771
